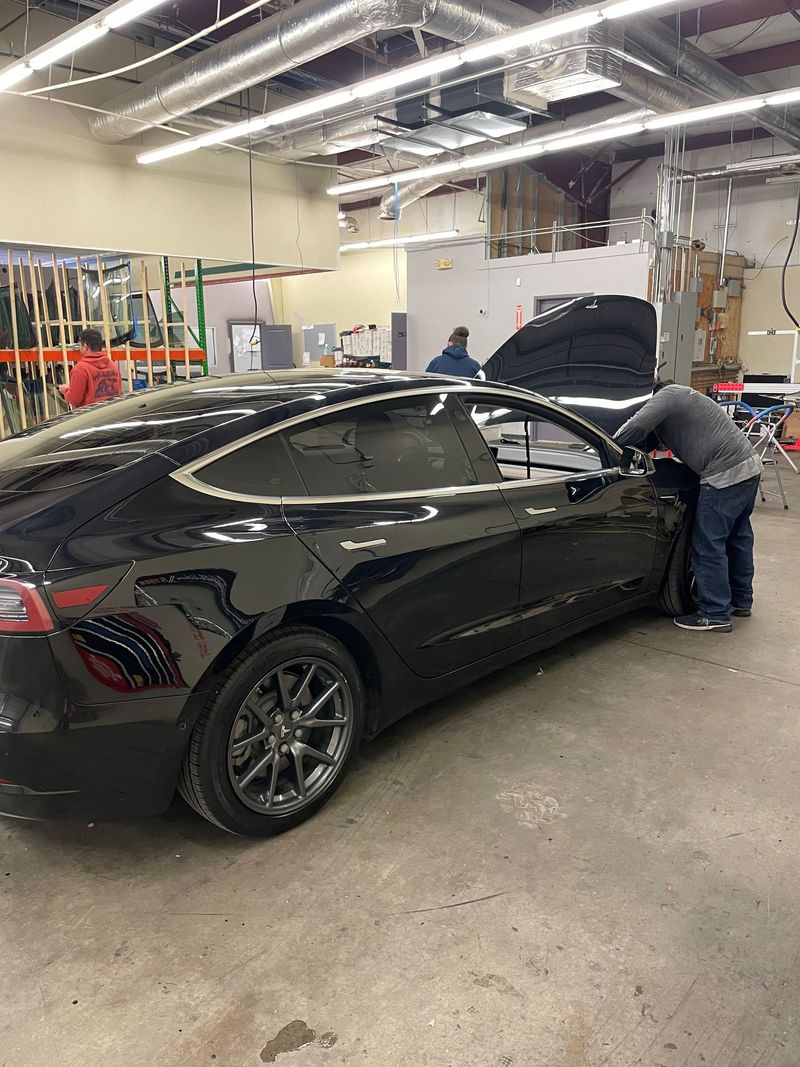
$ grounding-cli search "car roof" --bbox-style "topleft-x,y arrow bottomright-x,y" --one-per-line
185,367 -> 543,406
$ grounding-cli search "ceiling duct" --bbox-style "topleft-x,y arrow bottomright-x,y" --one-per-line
505,21 -> 625,108
379,174 -> 460,219
90,0 -> 540,143
622,16 -> 800,152
376,102 -> 653,219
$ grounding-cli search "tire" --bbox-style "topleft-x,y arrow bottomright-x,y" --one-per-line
657,518 -> 696,617
178,626 -> 364,836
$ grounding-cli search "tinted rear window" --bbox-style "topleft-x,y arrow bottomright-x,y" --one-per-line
0,383 -> 284,493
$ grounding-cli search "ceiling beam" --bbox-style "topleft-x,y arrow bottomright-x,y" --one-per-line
615,125 -> 772,161
719,40 -> 800,76
673,0 -> 800,37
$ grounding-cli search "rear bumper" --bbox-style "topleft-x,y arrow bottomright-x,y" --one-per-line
0,634 -> 192,821
0,704 -> 190,821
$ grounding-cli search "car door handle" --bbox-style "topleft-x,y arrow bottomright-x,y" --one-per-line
524,506 -> 557,516
340,538 -> 387,551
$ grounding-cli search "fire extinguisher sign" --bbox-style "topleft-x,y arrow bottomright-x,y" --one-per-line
515,305 -> 524,330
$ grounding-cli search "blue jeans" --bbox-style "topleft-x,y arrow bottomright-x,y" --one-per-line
691,476 -> 760,622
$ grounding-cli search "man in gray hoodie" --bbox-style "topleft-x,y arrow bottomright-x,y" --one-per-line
615,382 -> 761,633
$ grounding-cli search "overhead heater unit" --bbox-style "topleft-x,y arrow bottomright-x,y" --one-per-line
504,22 -> 625,108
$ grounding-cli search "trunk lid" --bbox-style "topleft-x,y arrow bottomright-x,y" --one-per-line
480,295 -> 658,436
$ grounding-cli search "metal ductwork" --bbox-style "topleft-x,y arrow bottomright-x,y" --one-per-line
622,17 -> 800,151
90,0 -> 539,143
612,67 -> 689,114
379,176 -> 457,219
376,102 -> 654,219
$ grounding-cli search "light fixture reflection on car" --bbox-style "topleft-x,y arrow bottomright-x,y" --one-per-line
553,392 -> 653,409
372,505 -> 439,527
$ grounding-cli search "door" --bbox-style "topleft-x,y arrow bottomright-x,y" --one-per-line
279,392 -> 522,678
453,392 -> 659,640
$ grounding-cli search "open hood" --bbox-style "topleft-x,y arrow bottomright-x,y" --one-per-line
481,295 -> 658,436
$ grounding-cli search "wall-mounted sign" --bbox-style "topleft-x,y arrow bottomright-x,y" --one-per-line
515,305 -> 524,331
435,258 -> 454,270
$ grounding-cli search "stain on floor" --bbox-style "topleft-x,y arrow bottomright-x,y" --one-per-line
259,1021 -> 337,1062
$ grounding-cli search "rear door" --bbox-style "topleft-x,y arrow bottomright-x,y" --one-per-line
278,391 -> 522,678
452,391 -> 659,640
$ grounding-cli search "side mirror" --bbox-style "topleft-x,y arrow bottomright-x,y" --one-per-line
619,445 -> 655,478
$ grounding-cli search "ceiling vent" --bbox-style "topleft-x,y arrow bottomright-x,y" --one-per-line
380,110 -> 527,158
505,22 -> 625,109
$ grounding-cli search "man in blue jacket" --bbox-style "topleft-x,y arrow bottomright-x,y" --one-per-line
426,326 -> 480,377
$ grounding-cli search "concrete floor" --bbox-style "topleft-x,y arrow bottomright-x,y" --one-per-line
2,475 -> 799,1067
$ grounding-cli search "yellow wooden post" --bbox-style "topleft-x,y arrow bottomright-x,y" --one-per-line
180,261 -> 191,381
6,250 -> 27,430
51,252 -> 71,383
27,251 -> 50,421
141,260 -> 154,387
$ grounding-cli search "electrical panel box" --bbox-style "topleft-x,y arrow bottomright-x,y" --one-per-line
657,291 -> 698,386
712,288 -> 729,309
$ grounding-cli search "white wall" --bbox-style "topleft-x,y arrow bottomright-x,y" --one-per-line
610,141 -> 800,267
610,140 -> 800,374
275,187 -> 486,358
150,277 -> 276,373
406,238 -> 652,371
0,94 -> 338,268
277,249 -> 406,360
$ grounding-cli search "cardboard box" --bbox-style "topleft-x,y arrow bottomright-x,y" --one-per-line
782,410 -> 800,442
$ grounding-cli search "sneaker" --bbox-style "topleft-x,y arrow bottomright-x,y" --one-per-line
732,607 -> 752,618
673,613 -> 732,633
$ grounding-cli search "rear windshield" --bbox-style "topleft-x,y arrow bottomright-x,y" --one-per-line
0,382 -> 283,493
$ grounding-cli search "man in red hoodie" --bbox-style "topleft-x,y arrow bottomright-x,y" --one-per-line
59,329 -> 122,408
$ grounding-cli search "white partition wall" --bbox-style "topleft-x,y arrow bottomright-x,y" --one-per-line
407,239 -> 653,372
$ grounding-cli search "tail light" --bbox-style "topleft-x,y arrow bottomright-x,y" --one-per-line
0,579 -> 54,634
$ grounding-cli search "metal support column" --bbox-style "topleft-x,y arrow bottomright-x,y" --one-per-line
195,258 -> 208,375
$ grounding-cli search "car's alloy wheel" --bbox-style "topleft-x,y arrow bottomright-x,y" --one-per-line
227,657 -> 354,816
178,627 -> 364,835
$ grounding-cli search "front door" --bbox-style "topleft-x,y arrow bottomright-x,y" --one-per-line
279,392 -> 522,678
453,393 -> 658,640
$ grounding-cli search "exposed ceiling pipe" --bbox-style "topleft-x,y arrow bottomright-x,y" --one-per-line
622,16 -> 800,152
612,66 -> 689,113
676,154 -> 800,182
89,0 -> 541,143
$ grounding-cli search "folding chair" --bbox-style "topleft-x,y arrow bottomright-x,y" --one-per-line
745,404 -> 798,510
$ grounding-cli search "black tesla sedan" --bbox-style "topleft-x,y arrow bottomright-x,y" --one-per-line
0,296 -> 696,834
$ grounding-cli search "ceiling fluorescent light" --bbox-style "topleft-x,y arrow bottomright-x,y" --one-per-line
461,9 -> 602,64
268,89 -> 355,125
766,88 -> 800,107
0,63 -> 32,91
341,230 -> 458,252
541,120 -> 646,152
458,141 -> 544,170
28,22 -> 107,69
350,53 -> 462,98
645,96 -> 765,130
328,161 -> 457,196
601,0 -> 682,18
104,0 -> 170,27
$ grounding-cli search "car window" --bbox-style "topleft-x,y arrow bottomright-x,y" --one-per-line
458,397 -> 604,482
283,394 -> 477,496
0,383 -> 286,493
193,433 -> 305,496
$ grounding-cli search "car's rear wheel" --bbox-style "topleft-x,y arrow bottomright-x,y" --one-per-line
657,518 -> 696,617
178,627 -> 364,835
